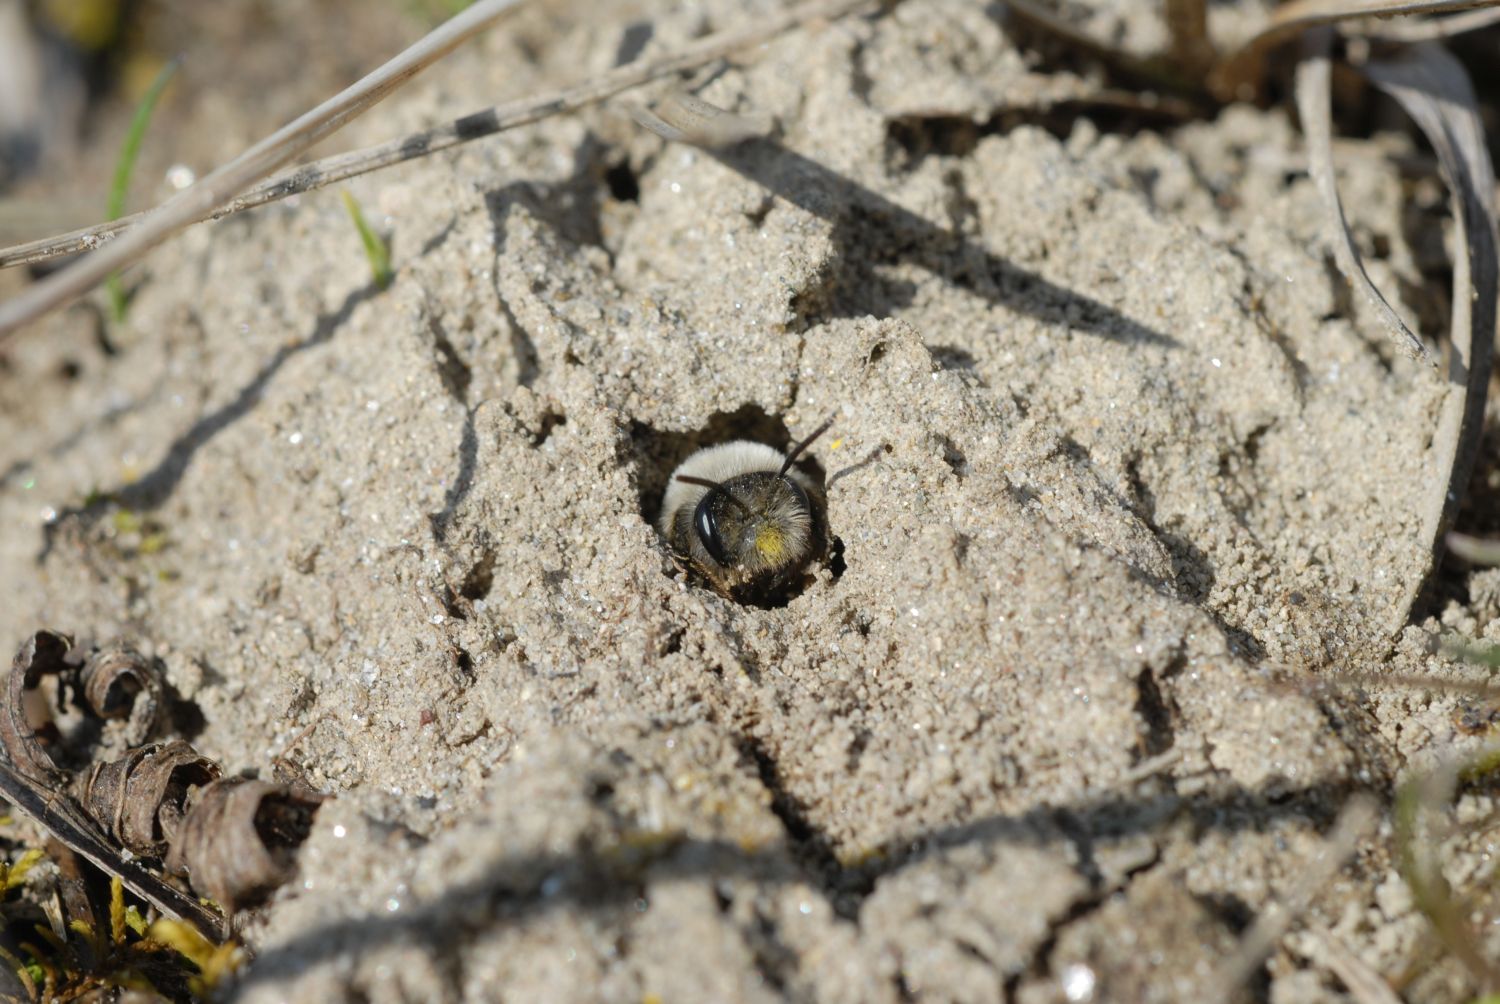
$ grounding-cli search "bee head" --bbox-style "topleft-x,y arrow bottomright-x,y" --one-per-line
664,416 -> 833,604
683,471 -> 815,571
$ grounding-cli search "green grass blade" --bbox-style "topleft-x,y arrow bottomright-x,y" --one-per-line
107,57 -> 181,322
340,190 -> 393,290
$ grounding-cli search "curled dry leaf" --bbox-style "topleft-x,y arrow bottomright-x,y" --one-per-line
0,751 -> 228,941
81,741 -> 221,859
2,632 -> 227,938
166,778 -> 326,913
1295,34 -> 1496,629
2,630 -> 326,939
80,645 -> 166,747
3,629 -> 76,787
1376,6 -> 1500,41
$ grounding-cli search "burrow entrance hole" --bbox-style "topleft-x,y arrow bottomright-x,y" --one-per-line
631,404 -> 843,604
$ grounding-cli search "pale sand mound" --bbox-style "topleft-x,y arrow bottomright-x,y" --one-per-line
1,1 -> 1494,1000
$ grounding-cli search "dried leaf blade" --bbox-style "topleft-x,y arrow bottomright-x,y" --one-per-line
1361,43 -> 1499,626
1294,31 -> 1428,361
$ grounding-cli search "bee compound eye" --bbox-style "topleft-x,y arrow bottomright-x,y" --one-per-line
783,476 -> 811,516
694,495 -> 732,566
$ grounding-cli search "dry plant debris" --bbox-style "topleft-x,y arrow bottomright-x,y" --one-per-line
1,630 -> 323,952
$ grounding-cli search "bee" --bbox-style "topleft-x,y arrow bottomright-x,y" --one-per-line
658,416 -> 834,604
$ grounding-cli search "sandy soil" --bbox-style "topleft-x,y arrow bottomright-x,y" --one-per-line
4,1 -> 1500,1001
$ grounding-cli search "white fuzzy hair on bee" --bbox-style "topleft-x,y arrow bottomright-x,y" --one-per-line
658,417 -> 833,604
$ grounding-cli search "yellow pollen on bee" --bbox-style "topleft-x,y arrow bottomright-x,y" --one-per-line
754,525 -> 787,561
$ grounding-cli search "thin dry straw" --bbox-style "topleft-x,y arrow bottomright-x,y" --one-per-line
1307,930 -> 1404,1004
1294,32 -> 1428,361
1447,530 -> 1500,565
0,0 -> 881,322
0,0 -> 532,339
1209,795 -> 1379,1003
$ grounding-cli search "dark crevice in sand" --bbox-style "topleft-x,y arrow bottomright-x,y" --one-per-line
483,139 -> 613,257
459,551 -> 496,601
425,316 -> 473,404
827,535 -> 847,580
736,730 -> 872,920
1003,863 -> 1149,1002
706,138 -> 1178,346
1134,666 -> 1177,759
935,433 -> 969,479
604,160 -> 641,203
530,408 -> 566,447
1008,797 -> 1172,998
927,342 -> 981,374
743,904 -> 801,999
493,288 -> 539,388
1122,452 -> 1268,661
1195,893 -> 1272,1001
428,404 -> 479,544
612,21 -> 654,67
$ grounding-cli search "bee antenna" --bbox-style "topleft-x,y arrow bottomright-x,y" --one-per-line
676,475 -> 750,516
779,414 -> 836,477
